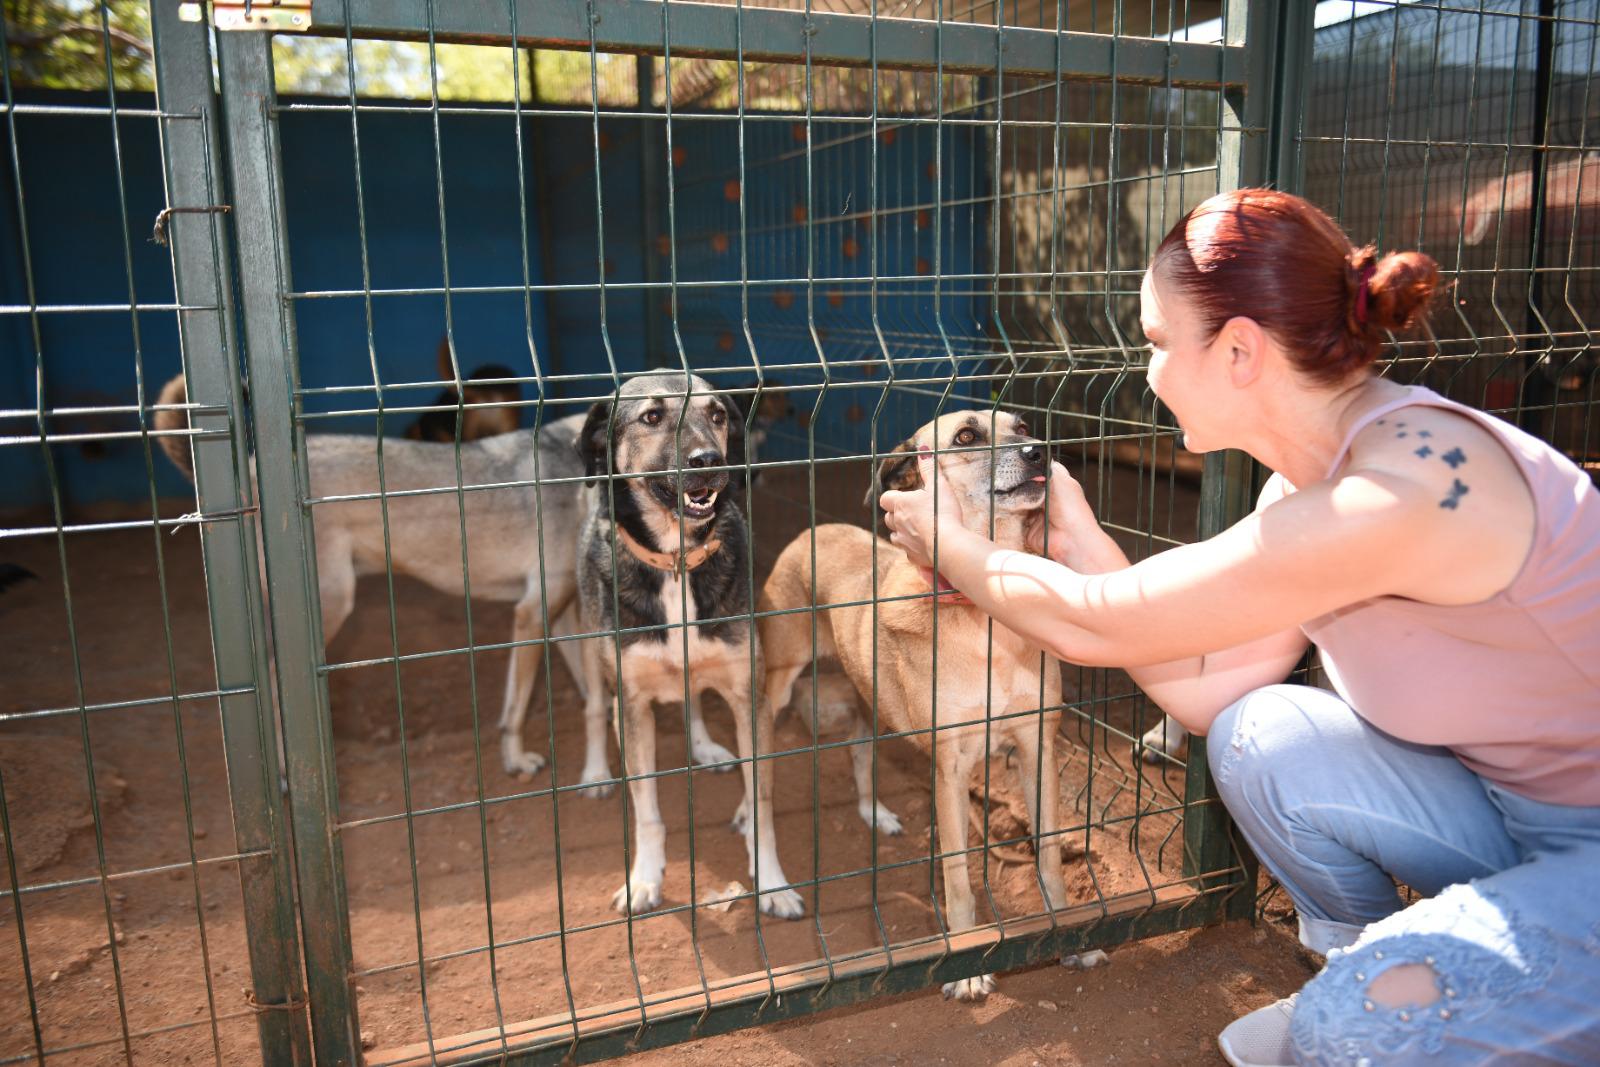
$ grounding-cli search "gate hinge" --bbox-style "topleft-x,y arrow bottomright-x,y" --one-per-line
181,1 -> 313,32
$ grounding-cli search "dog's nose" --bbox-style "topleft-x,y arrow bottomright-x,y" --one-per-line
686,448 -> 722,470
1020,443 -> 1044,466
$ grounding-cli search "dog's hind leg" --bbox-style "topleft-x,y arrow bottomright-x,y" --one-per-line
550,600 -> 588,703
686,694 -> 736,771
845,715 -> 902,835
610,690 -> 665,915
498,585 -> 568,780
1011,717 -> 1070,911
1139,714 -> 1188,763
314,530 -> 357,646
727,681 -> 804,919
730,661 -> 807,835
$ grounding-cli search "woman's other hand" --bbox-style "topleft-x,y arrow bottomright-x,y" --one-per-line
1025,462 -> 1109,570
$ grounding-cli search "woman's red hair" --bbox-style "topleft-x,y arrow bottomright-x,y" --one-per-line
1151,189 -> 1440,384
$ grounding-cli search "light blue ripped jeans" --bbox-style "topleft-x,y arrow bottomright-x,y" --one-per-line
1208,684 -> 1600,1066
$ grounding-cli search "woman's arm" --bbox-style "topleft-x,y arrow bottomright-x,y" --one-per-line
1132,629 -> 1310,735
883,452 -> 1435,669
1023,475 -> 1309,733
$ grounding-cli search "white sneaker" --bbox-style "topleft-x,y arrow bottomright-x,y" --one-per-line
1217,994 -> 1298,1067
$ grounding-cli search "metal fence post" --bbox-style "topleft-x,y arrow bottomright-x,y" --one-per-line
148,4 -> 315,1062
214,27 -> 362,1067
1182,0 -> 1314,917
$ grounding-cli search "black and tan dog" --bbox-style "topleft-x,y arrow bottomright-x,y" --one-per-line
406,338 -> 522,444
758,410 -> 1070,997
575,372 -> 803,919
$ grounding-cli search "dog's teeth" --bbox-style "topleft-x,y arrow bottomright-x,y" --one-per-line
704,491 -> 717,506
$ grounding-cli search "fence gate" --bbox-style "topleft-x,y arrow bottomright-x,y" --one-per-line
6,0 -> 1299,1063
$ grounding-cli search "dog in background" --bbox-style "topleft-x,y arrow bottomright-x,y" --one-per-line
1140,716 -> 1188,763
727,379 -> 793,486
758,410 -> 1070,997
575,372 -> 803,919
154,372 -> 588,780
406,338 -> 521,444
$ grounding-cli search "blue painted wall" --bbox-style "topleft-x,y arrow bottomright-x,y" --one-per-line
2,91 -> 988,511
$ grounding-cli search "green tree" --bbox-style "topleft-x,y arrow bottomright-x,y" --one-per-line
4,0 -> 153,91
273,36 -> 531,101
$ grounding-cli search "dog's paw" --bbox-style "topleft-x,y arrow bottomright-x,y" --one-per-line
611,880 -> 662,915
577,765 -> 616,800
690,736 -> 737,772
503,749 -> 547,781
758,885 -> 805,920
941,974 -> 996,1001
1060,949 -> 1109,971
1139,719 -> 1187,764
859,801 -> 903,836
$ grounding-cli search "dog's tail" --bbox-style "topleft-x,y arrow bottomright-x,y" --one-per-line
152,373 -> 195,481
437,335 -> 453,382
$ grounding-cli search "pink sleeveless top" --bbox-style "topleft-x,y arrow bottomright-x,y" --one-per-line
1261,385 -> 1600,806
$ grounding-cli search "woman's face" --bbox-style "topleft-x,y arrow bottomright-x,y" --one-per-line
1139,268 -> 1227,453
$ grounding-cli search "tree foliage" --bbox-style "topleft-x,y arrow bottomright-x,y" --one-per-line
5,0 -> 153,91
5,2 -> 529,101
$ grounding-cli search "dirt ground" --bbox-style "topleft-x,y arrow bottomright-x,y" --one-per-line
0,459 -> 1313,1066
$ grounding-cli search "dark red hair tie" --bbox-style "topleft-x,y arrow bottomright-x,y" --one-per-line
1354,263 -> 1377,325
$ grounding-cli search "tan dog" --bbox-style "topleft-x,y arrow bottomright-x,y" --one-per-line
758,410 -> 1070,999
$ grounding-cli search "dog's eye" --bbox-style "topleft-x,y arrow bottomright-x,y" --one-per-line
709,406 -> 726,426
640,409 -> 663,426
953,427 -> 977,447
1013,421 -> 1029,438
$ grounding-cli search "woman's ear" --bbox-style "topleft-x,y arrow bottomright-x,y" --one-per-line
1218,315 -> 1267,389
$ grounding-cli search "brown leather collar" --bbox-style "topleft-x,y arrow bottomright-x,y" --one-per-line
615,523 -> 723,574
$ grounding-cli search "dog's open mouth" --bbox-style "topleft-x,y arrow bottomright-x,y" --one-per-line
682,487 -> 718,520
649,477 -> 722,521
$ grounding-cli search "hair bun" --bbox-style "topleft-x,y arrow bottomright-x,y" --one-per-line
1361,249 -> 1439,334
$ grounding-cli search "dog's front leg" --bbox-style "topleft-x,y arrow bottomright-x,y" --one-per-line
935,741 -> 993,1001
1012,716 -> 1070,911
727,681 -> 804,919
610,688 -> 665,915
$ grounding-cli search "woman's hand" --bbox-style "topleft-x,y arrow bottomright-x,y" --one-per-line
1025,462 -> 1110,570
878,448 -> 964,572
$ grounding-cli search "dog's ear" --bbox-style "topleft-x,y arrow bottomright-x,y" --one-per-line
863,438 -> 922,509
717,393 -> 749,500
578,400 -> 614,487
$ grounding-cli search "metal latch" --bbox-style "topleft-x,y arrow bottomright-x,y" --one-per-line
181,1 -> 313,32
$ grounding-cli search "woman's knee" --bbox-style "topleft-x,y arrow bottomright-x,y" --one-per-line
1205,684 -> 1354,804
1289,925 -> 1556,1064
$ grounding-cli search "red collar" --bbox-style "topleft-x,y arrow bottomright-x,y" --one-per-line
929,572 -> 973,607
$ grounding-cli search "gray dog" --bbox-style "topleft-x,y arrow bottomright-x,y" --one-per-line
155,373 -> 587,780
575,372 -> 803,919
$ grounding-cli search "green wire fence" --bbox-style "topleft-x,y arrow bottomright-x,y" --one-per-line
0,2 -> 1594,1065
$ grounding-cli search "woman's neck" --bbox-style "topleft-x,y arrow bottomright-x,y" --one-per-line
1244,374 -> 1409,490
